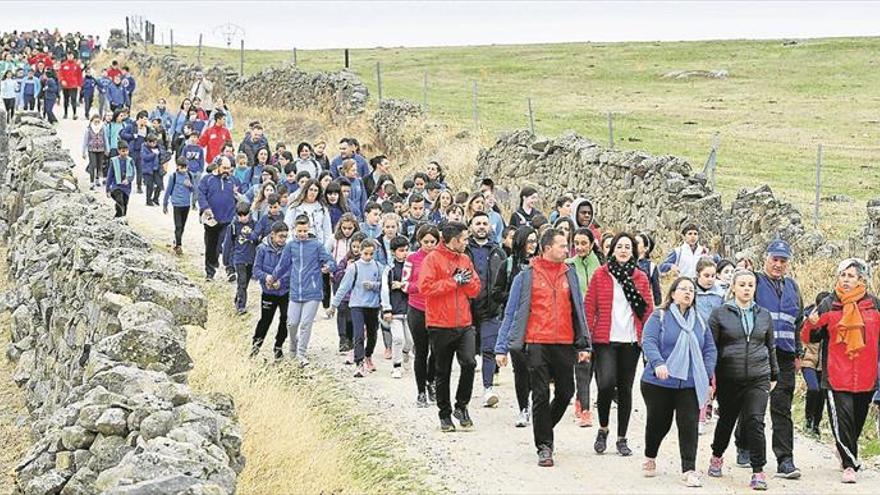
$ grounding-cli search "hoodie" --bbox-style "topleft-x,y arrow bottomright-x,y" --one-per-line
197,173 -> 236,224
570,197 -> 602,246
272,237 -> 336,302
254,237 -> 289,296
331,258 -> 384,309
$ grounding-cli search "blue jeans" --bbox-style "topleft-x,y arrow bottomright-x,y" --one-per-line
479,318 -> 501,389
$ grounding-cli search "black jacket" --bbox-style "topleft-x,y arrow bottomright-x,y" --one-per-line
709,303 -> 779,382
466,238 -> 507,322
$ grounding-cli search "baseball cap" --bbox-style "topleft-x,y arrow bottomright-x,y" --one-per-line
766,239 -> 792,259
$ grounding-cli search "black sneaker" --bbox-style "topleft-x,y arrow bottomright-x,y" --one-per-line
616,438 -> 632,457
594,429 -> 609,454
249,344 -> 260,358
426,382 -> 436,403
440,417 -> 455,433
416,392 -> 429,408
273,348 -> 283,361
775,459 -> 801,479
227,272 -> 237,282
736,448 -> 751,468
537,446 -> 554,467
453,407 -> 473,429
338,341 -> 346,353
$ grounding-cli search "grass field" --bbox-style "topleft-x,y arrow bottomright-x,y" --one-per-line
142,37 -> 880,237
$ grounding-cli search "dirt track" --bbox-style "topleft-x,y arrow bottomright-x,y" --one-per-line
57,118 -> 878,494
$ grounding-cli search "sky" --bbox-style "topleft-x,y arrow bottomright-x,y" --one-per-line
1,1 -> 879,50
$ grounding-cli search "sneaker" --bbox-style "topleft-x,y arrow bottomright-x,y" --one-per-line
338,341 -> 346,353
453,407 -> 473,429
383,347 -> 392,360
682,470 -> 702,488
736,448 -> 751,468
841,467 -> 856,484
403,351 -> 411,364
708,455 -> 723,478
391,367 -> 402,379
364,357 -> 376,373
249,344 -> 260,358
750,472 -> 768,491
537,447 -> 554,467
237,308 -> 247,316
136,187 -> 143,194
642,458 -> 657,477
616,438 -> 632,457
440,417 -> 456,433
342,339 -> 353,352
344,350 -> 354,365
577,409 -> 593,428
482,387 -> 499,408
353,364 -> 365,378
227,272 -> 237,282
298,356 -> 309,368
515,408 -> 530,428
775,459 -> 801,479
698,421 -> 706,436
574,399 -> 583,418
426,382 -> 436,403
416,392 -> 429,408
89,184 -> 95,191
594,429 -> 609,454
173,245 -> 183,256
273,348 -> 283,361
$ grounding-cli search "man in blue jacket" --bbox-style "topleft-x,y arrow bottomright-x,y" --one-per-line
163,157 -> 195,255
329,137 -> 370,178
198,156 -> 237,282
252,221 -> 291,359
97,69 -> 112,115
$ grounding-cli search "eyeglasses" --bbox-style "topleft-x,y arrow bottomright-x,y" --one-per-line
675,287 -> 695,294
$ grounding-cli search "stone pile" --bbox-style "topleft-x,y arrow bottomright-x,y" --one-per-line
1,112 -> 243,494
475,130 -> 828,258
370,99 -> 429,157
849,198 -> 880,266
228,65 -> 368,121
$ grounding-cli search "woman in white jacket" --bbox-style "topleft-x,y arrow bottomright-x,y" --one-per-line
285,178 -> 333,252
1,70 -> 17,123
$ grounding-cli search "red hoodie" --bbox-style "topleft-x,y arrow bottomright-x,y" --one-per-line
58,60 -> 83,89
418,243 -> 480,329
199,123 -> 232,165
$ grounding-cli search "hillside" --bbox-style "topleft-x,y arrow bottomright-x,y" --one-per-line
143,37 -> 880,237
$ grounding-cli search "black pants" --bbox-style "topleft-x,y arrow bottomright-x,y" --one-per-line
322,272 -> 331,309
735,350 -> 796,465
172,206 -> 189,247
3,98 -> 14,123
407,306 -> 434,394
144,172 -> 163,204
62,87 -> 78,117
594,342 -> 640,437
83,93 -> 93,117
253,293 -> 288,352
204,222 -> 230,278
87,151 -> 105,184
110,189 -> 128,217
642,381 -> 700,472
712,376 -> 770,473
527,344 -> 576,451
827,390 -> 873,471
23,95 -> 35,111
234,264 -> 253,311
351,307 -> 379,364
45,97 -> 57,123
335,300 -> 353,345
804,369 -> 825,429
575,359 -> 592,410
511,349 -> 531,411
429,326 -> 476,420
133,152 -> 143,189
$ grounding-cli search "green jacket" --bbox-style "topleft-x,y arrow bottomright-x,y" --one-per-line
566,253 -> 600,299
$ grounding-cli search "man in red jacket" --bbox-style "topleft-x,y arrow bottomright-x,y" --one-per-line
58,52 -> 83,120
418,221 -> 481,432
495,228 -> 592,467
199,111 -> 232,165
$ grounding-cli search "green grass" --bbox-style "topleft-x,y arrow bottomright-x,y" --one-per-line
146,37 -> 880,237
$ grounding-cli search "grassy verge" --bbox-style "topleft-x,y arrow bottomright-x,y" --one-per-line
166,244 -> 432,494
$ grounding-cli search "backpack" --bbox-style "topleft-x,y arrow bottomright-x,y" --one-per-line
169,170 -> 195,191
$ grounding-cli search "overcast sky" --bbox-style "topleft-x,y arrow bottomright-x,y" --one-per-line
2,1 -> 879,49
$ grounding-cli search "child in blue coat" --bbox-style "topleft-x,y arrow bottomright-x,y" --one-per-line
140,134 -> 165,206
230,201 -> 260,315
252,221 -> 291,359
163,158 -> 195,255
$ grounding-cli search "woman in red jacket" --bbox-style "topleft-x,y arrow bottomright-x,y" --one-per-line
802,258 -> 880,484
585,232 -> 654,456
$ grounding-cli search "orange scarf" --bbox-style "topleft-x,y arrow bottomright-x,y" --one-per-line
834,283 -> 866,359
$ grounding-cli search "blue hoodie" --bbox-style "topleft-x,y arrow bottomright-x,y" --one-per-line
139,144 -> 163,175
181,143 -> 205,174
254,237 -> 288,296
347,176 -> 367,219
163,170 -> 194,208
331,258 -> 383,309
106,82 -> 128,107
197,173 -> 236,224
81,75 -> 96,100
271,237 -> 336,302
230,216 -> 259,265
97,76 -> 111,95
149,107 -> 174,133
329,154 -> 370,179
255,211 -> 284,242
119,123 -> 146,155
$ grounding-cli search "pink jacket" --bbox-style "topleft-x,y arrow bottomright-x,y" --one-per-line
403,249 -> 429,311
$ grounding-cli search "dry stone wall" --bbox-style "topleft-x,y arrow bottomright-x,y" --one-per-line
849,198 -> 880,266
476,130 -> 834,259
1,112 -> 243,494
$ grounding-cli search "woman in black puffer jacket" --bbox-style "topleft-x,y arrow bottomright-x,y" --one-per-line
706,269 -> 779,491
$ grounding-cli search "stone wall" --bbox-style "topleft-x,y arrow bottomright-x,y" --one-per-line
124,51 -> 241,102
370,99 -> 429,157
1,113 -> 243,494
849,198 -> 880,266
476,130 -> 831,259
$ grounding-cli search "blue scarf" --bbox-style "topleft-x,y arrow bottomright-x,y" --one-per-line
665,304 -> 710,406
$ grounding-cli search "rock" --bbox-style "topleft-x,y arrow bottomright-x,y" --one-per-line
132,279 -> 206,326
94,408 -> 129,436
102,475 -> 206,495
61,426 -> 97,450
24,470 -> 67,495
87,434 -> 131,472
117,301 -> 175,328
139,410 -> 175,440
95,321 -> 192,374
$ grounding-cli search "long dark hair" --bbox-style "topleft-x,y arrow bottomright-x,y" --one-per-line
290,178 -> 326,208
607,232 -> 639,265
573,226 -> 605,263
512,226 -> 537,265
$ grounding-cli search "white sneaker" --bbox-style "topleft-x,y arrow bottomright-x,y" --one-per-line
515,408 -> 530,427
391,367 -> 403,379
403,351 -> 411,364
698,421 -> 706,435
482,387 -> 499,408
298,356 -> 309,367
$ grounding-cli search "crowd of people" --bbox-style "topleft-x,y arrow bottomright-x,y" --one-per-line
8,28 -> 880,491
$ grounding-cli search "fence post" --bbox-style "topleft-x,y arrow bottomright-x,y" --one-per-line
170,29 -> 174,54
376,61 -> 383,101
239,39 -> 245,76
607,111 -> 614,148
422,71 -> 428,110
125,17 -> 130,47
527,97 -> 536,135
292,47 -> 297,67
814,143 -> 823,229
197,34 -> 203,65
702,132 -> 720,191
472,80 -> 479,130
344,49 -> 349,69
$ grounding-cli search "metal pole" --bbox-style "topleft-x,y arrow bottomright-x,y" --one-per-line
422,71 -> 428,110
125,17 -> 130,47
293,47 -> 297,66
527,97 -> 535,134
472,80 -> 479,130
197,34 -> 202,65
607,111 -> 614,148
376,61 -> 383,101
170,29 -> 174,54
814,143 -> 823,229
240,39 -> 244,76
344,49 -> 350,69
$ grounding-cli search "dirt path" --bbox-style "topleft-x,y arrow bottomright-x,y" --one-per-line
56,119 -> 877,494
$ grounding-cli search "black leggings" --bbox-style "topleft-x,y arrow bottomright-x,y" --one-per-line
63,87 -> 78,117
407,306 -> 434,394
87,151 -> 105,184
712,376 -> 770,473
594,342 -> 640,437
511,348 -> 531,411
642,381 -> 700,472
3,98 -> 14,123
